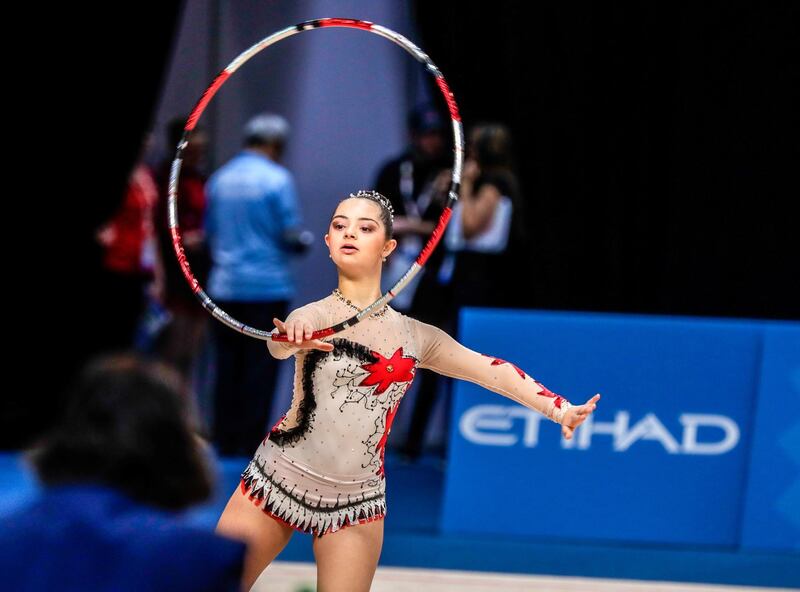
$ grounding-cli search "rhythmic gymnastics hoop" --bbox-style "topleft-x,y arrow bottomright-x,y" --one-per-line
169,17 -> 463,343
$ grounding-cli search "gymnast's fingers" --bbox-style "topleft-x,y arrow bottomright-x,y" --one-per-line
286,320 -> 298,343
272,318 -> 289,341
293,321 -> 304,344
304,321 -> 314,341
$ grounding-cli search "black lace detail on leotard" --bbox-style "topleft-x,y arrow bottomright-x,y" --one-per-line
328,337 -> 377,365
268,338 -> 377,448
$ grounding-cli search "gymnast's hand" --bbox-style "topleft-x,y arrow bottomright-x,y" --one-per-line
272,317 -> 334,352
560,394 -> 601,440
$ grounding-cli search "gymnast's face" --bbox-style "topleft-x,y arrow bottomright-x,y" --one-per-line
325,198 -> 396,274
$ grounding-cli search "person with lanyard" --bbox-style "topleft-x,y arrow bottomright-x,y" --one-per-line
373,102 -> 452,312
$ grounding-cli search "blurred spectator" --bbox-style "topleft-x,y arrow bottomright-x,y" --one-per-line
374,102 -> 452,311
398,122 -> 527,461
205,113 -> 312,456
0,353 -> 246,592
152,118 -> 211,399
440,122 -> 528,309
94,144 -> 159,352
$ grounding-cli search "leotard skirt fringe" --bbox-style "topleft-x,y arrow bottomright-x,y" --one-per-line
239,438 -> 386,538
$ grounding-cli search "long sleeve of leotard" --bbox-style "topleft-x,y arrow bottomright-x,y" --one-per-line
266,301 -> 328,360
411,318 -> 574,424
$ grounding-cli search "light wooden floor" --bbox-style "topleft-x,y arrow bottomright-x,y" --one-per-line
253,561 -> 794,592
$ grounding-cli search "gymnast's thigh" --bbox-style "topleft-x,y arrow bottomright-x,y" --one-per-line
216,486 -> 294,591
312,518 -> 384,592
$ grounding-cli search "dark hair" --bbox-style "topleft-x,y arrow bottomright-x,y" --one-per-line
166,117 -> 187,151
244,135 -> 284,150
334,190 -> 394,240
468,123 -> 527,250
470,123 -> 514,169
166,116 -> 205,152
27,352 -> 214,510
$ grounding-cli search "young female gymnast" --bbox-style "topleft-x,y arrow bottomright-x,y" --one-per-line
216,189 -> 601,591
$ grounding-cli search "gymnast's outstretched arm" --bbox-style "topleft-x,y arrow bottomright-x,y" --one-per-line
410,317 -> 600,435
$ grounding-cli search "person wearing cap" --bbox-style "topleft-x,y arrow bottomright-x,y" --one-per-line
204,113 -> 313,457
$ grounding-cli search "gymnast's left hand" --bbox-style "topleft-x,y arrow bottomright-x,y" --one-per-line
561,394 -> 601,440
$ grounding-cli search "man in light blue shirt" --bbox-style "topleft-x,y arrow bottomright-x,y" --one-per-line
205,113 -> 311,456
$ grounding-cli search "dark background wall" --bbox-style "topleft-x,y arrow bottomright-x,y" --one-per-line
11,3 -> 185,449
414,1 -> 799,319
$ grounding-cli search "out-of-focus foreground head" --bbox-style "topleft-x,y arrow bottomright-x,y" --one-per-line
27,352 -> 214,511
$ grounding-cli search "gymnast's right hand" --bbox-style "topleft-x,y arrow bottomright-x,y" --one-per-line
272,317 -> 334,352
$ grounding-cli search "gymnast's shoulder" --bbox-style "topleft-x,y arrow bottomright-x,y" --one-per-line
393,308 -> 445,335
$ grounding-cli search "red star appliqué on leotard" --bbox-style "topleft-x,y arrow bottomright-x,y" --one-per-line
480,353 -> 526,379
359,346 -> 416,394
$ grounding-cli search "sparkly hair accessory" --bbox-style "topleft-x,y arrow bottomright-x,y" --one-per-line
349,189 -> 394,224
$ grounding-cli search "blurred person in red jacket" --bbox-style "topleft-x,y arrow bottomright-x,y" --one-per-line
95,137 -> 159,353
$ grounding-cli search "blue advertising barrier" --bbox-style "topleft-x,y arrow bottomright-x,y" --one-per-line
440,308 -> 799,551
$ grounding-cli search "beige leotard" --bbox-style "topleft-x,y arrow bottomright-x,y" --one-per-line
239,290 -> 573,537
